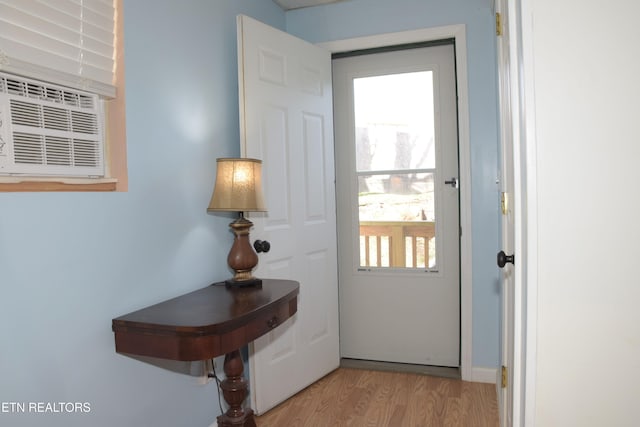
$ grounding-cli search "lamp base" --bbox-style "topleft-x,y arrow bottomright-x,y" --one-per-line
225,215 -> 262,287
224,277 -> 263,288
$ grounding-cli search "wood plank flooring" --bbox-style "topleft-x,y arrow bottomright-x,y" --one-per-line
255,368 -> 499,427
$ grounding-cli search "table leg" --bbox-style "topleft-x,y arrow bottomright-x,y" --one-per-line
216,349 -> 256,427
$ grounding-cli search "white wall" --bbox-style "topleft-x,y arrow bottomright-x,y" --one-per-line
528,0 -> 640,425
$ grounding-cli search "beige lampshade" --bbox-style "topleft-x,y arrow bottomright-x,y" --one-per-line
207,158 -> 267,212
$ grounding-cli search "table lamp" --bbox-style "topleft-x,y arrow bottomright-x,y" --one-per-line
208,158 -> 267,287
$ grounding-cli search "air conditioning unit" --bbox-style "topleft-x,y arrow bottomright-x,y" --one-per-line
0,72 -> 105,177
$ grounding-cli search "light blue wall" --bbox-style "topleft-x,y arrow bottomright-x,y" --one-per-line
285,0 -> 501,368
0,1 -> 284,426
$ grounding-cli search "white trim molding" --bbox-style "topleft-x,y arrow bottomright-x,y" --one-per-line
320,24 -> 474,382
471,366 -> 498,384
517,0 -> 538,425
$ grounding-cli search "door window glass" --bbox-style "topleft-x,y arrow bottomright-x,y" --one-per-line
354,72 -> 437,269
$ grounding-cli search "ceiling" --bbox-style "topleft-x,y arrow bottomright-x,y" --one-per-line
272,0 -> 346,10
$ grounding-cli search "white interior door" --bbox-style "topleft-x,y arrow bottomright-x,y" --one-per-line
496,0 -> 516,424
237,15 -> 340,415
333,44 -> 460,367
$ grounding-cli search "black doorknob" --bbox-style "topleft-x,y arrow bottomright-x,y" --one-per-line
497,250 -> 515,268
254,240 -> 271,253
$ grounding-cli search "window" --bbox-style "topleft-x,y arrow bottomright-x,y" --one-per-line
0,0 -> 127,191
354,71 -> 437,268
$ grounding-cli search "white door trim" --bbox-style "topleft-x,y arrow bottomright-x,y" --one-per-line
320,25 -> 473,381
515,0 -> 538,425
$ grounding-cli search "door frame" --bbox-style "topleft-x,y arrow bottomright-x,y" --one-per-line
320,24 -> 474,381
508,0 -> 538,425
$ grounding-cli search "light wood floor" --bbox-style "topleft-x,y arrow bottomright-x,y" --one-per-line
255,368 -> 499,427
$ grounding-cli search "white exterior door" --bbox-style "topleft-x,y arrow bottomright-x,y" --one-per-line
333,44 -> 460,367
236,15 -> 340,415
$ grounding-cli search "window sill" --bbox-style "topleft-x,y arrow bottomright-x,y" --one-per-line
0,178 -> 117,192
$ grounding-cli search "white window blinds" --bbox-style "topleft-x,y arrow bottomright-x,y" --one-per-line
0,0 -> 116,98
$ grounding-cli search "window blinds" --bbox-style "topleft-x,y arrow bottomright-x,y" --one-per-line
0,0 -> 116,98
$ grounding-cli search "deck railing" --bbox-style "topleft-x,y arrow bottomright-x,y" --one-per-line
359,221 -> 435,268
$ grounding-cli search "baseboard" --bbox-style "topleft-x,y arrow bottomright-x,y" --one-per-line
470,366 -> 497,384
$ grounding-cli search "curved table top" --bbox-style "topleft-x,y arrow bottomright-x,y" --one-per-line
112,279 -> 299,361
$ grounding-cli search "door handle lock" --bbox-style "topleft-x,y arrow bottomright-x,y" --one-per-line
497,250 -> 515,268
444,177 -> 459,188
254,240 -> 271,253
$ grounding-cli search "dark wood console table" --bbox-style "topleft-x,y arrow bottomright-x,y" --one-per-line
112,279 -> 299,427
